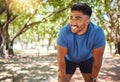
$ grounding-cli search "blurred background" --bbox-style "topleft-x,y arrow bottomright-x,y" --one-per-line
0,0 -> 120,82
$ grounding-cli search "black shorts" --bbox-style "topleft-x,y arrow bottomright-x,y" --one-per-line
65,57 -> 94,74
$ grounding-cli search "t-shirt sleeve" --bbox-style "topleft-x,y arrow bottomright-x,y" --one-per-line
93,27 -> 106,48
57,28 -> 68,48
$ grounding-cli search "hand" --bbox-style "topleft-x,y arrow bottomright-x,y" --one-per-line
58,72 -> 71,82
88,78 -> 96,82
58,75 -> 70,82
58,71 -> 66,82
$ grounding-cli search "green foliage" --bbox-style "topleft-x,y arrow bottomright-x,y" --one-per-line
9,0 -> 42,15
0,0 -> 4,8
48,0 -> 70,7
1,0 -> 119,54
0,12 -> 7,23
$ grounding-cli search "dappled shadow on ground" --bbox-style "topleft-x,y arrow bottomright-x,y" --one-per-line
0,53 -> 58,82
98,53 -> 120,82
0,52 -> 120,82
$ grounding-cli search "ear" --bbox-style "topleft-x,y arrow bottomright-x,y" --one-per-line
86,18 -> 90,24
85,17 -> 90,27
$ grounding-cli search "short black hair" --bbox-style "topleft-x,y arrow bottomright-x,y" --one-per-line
71,3 -> 92,17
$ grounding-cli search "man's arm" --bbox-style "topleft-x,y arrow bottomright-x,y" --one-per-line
91,46 -> 105,78
57,45 -> 68,81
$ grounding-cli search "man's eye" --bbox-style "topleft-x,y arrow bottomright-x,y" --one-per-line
76,18 -> 81,21
76,18 -> 80,20
76,17 -> 81,19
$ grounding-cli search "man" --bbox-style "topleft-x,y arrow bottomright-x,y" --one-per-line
57,3 -> 106,82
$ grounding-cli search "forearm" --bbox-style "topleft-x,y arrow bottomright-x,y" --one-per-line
91,46 -> 105,78
91,61 -> 102,78
57,45 -> 68,82
58,57 -> 66,82
58,58 -> 66,75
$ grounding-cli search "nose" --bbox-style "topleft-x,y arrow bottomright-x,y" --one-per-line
70,19 -> 77,25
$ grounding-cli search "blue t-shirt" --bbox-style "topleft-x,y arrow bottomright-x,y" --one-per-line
57,22 -> 106,63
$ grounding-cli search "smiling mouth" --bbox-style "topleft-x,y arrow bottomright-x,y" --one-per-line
71,26 -> 77,29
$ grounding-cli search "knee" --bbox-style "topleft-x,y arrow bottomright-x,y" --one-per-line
58,74 -> 71,82
64,77 -> 71,82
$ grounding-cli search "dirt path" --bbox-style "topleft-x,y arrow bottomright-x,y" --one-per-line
49,52 -> 120,82
0,52 -> 120,82
0,53 -> 58,82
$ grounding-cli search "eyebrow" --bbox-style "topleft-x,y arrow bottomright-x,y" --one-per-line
75,16 -> 82,19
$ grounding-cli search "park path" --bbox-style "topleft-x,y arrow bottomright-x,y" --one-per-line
49,52 -> 120,82
0,51 -> 120,82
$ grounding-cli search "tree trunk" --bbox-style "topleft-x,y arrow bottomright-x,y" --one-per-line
115,41 -> 120,55
0,38 -> 14,58
0,24 -> 14,58
8,40 -> 14,57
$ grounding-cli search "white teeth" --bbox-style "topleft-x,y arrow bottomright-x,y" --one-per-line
72,26 -> 77,29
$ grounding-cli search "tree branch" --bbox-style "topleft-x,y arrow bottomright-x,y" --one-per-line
2,15 -> 17,29
11,0 -> 76,41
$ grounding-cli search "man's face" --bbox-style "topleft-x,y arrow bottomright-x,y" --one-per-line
70,10 -> 90,34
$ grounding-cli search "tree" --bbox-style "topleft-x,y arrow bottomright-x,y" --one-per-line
0,0 -> 17,58
88,0 -> 120,54
0,0 -> 48,58
0,0 -> 78,58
